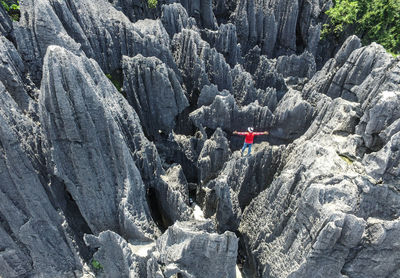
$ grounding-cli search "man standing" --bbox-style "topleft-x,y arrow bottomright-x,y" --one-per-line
233,127 -> 268,156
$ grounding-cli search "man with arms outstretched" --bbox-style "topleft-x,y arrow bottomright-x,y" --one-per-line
233,127 -> 268,156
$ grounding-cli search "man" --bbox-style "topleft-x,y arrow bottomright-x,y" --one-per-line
233,127 -> 268,156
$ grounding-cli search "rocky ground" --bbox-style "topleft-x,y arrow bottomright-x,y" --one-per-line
0,0 -> 399,277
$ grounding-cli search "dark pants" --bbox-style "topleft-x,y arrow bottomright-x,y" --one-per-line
241,142 -> 252,155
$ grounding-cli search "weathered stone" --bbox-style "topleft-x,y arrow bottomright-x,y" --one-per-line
353,58 -> 400,112
275,51 -> 316,79
231,0 -> 331,56
199,143 -> 284,232
84,230 -> 155,278
172,28 -> 233,97
107,0 -> 169,22
272,90 -> 314,141
0,82 -> 83,277
197,84 -> 230,108
161,3 -> 195,38
154,221 -> 238,278
0,5 -> 12,37
164,129 -> 207,183
201,23 -> 240,67
356,91 -> 400,150
200,43 -> 233,91
341,218 -> 400,278
238,98 -> 400,278
215,23 -> 240,66
303,41 -> 393,102
0,36 -> 32,110
171,29 -> 210,97
15,0 -> 176,84
190,94 -> 274,133
160,164 -> 192,222
122,54 -> 189,139
297,0 -> 332,56
303,36 -> 359,98
39,46 -> 159,239
253,55 -> 287,98
212,0 -> 237,21
197,128 -> 231,183
232,64 -> 278,108
177,0 -> 217,29
1,0 -> 400,277
334,35 -> 362,66
363,131 -> 400,182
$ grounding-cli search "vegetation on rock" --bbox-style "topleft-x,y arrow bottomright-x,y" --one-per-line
1,0 -> 20,21
322,0 -> 400,55
148,0 -> 157,9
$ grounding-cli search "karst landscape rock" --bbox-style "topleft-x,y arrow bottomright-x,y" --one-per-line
0,0 -> 399,277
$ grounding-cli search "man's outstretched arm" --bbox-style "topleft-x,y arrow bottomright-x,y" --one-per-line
233,131 -> 248,135
253,131 -> 269,135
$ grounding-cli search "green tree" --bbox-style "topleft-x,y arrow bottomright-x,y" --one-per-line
321,0 -> 359,36
322,0 -> 400,55
148,0 -> 157,9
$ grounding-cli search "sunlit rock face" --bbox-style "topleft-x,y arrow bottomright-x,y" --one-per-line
0,0 -> 399,277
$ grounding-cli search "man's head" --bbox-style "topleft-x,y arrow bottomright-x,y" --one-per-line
248,127 -> 254,133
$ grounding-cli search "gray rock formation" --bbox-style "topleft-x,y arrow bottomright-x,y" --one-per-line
172,28 -> 233,96
0,5 -> 12,37
0,37 -> 32,111
85,221 -> 238,278
239,97 -> 400,278
340,218 -> 400,278
39,46 -> 192,233
177,0 -> 217,29
275,51 -> 316,79
352,54 -> 400,112
1,0 -> 400,277
190,94 -> 274,133
161,3 -> 196,38
40,45 -> 159,240
15,0 -> 176,84
159,164 -> 192,223
356,91 -> 400,150
153,221 -> 238,278
171,29 -> 210,97
253,55 -> 287,98
303,38 -> 393,102
160,129 -> 207,183
363,130 -> 400,182
201,23 -> 240,67
199,143 -> 284,232
272,90 -> 315,141
231,64 -> 278,108
199,41 -> 233,92
122,54 -> 189,139
231,0 -> 331,56
251,51 -> 316,100
197,128 -> 231,183
197,84 -> 230,107
107,0 -> 167,22
84,230 -> 154,278
0,82 -> 83,277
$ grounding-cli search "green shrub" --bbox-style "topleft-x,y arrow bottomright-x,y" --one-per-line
1,0 -> 20,21
148,0 -> 157,9
91,259 -> 103,270
1,0 -> 10,12
321,0 -> 359,37
106,73 -> 122,92
339,154 -> 354,164
322,0 -> 400,55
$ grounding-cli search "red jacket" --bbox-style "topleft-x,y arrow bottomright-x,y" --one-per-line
236,132 -> 265,144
